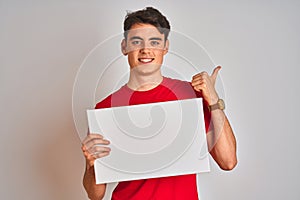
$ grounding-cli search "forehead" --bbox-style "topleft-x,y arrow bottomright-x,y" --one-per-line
127,23 -> 164,39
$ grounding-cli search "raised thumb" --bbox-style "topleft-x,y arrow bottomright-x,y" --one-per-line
211,66 -> 222,80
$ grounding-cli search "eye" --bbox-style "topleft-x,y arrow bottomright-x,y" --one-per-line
151,41 -> 160,46
132,40 -> 142,45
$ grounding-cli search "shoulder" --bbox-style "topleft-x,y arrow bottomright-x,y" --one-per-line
95,94 -> 112,109
163,77 -> 201,99
95,84 -> 132,109
95,85 -> 125,109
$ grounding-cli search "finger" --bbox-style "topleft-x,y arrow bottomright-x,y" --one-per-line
83,148 -> 95,161
82,134 -> 109,148
84,138 -> 110,150
93,146 -> 111,153
191,77 -> 208,87
193,86 -> 201,92
84,145 -> 111,158
192,75 -> 204,81
92,151 -> 110,159
88,133 -> 104,138
191,78 -> 202,87
91,146 -> 111,158
191,75 -> 206,85
81,145 -> 87,152
192,71 -> 209,79
82,133 -> 104,145
211,66 -> 221,81
192,73 -> 201,79
191,80 -> 203,87
192,82 -> 207,92
88,147 -> 111,155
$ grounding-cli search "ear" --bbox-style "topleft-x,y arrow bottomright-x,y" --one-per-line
121,39 -> 128,55
163,39 -> 169,55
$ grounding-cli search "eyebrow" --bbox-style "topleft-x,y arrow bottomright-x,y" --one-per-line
149,37 -> 163,41
129,36 -> 143,41
129,36 -> 163,41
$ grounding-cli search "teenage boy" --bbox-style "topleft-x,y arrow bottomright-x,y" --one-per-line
81,7 -> 237,200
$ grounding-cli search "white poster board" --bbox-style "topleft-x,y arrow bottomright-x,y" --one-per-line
87,98 -> 210,184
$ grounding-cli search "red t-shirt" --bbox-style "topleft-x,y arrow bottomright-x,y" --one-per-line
95,77 -> 210,200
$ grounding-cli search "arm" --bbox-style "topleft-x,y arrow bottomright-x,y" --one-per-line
191,66 -> 237,170
81,134 -> 111,199
206,108 -> 237,170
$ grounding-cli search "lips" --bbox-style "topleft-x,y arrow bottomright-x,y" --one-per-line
138,58 -> 154,64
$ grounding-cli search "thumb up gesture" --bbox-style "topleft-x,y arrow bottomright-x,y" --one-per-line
191,66 -> 221,105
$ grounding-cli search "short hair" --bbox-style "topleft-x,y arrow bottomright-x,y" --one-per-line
123,7 -> 171,41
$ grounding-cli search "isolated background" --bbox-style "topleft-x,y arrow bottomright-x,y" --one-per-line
1,0 -> 299,199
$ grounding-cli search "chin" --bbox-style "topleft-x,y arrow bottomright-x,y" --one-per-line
132,63 -> 161,75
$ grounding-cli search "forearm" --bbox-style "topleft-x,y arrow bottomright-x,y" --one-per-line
207,109 -> 237,170
191,66 -> 237,170
83,164 -> 106,200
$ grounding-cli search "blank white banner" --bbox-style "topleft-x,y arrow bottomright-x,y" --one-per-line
87,98 -> 210,184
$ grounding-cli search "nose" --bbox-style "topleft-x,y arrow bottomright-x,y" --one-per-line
145,41 -> 153,49
139,42 -> 151,53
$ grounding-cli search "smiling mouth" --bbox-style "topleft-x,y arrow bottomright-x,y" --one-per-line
138,58 -> 154,64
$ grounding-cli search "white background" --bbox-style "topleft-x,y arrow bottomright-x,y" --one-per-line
1,0 -> 299,199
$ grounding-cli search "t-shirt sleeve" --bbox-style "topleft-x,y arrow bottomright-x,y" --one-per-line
194,89 -> 211,133
95,95 -> 112,109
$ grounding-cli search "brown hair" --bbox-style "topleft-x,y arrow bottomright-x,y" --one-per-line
123,7 -> 171,41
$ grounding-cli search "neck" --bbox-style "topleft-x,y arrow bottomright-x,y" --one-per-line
127,71 -> 163,91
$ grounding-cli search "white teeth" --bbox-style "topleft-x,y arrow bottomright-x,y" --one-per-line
139,58 -> 153,63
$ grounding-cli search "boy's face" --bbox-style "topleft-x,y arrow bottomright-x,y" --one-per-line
122,23 -> 169,74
